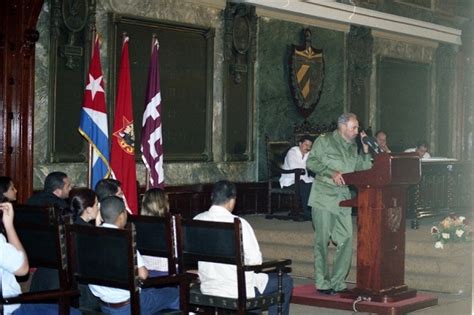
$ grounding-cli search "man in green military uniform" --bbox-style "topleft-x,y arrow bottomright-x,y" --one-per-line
306,113 -> 372,295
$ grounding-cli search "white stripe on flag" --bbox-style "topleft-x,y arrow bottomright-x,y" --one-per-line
154,155 -> 164,185
146,127 -> 162,159
142,92 -> 161,126
84,107 -> 109,137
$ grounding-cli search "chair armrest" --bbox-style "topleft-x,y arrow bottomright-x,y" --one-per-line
244,259 -> 292,273
1,289 -> 79,304
141,273 -> 192,288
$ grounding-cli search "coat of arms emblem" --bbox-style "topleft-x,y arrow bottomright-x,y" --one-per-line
289,29 -> 325,119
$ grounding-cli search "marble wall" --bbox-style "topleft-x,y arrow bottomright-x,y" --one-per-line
33,0 -> 258,189
33,0 -> 347,188
33,0 -> 464,189
255,18 -> 346,179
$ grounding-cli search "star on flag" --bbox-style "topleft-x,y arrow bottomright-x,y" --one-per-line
86,74 -> 104,100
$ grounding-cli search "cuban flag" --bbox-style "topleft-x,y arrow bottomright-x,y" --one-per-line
78,36 -> 111,189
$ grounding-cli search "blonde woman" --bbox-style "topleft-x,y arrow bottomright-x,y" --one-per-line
141,188 -> 170,276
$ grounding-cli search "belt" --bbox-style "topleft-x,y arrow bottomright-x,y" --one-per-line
100,299 -> 130,308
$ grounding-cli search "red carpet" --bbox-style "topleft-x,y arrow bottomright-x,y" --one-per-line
292,284 -> 438,315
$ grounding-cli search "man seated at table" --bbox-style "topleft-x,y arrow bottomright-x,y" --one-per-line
89,196 -> 179,314
279,135 -> 314,220
194,180 -> 293,315
0,202 -> 80,315
405,140 -> 431,159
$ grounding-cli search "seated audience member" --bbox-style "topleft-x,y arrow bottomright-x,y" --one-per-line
69,188 -> 101,226
375,130 -> 391,153
405,140 -> 431,159
94,178 -> 123,202
140,188 -> 171,276
27,171 -> 72,210
27,172 -> 72,292
69,188 -> 102,311
0,202 -> 80,315
194,180 -> 293,315
279,135 -> 314,220
89,196 -> 179,314
0,177 -> 17,202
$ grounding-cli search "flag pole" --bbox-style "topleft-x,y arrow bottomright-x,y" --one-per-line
87,25 -> 97,189
144,33 -> 157,192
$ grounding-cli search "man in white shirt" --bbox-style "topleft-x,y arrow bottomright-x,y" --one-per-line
0,202 -> 80,315
89,196 -> 179,314
194,180 -> 293,315
404,140 -> 431,159
279,135 -> 314,220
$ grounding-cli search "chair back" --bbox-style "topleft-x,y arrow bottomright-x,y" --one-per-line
11,204 -> 74,314
176,216 -> 247,306
65,223 -> 141,314
265,136 -> 292,181
129,214 -> 177,274
13,204 -> 69,272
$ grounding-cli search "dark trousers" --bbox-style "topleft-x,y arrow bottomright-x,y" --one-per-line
298,181 -> 312,218
252,273 -> 293,315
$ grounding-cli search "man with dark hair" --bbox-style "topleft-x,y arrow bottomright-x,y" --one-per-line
27,171 -> 72,211
94,178 -> 123,202
89,196 -> 179,314
27,172 -> 73,293
279,134 -> 314,220
405,140 -> 431,159
194,180 -> 293,315
307,113 -> 372,295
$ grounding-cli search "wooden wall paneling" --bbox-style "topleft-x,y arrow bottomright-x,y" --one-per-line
1,0 -> 44,202
162,182 -> 267,219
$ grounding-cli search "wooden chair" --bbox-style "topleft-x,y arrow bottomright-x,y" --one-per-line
0,205 -> 78,315
265,135 -> 305,220
65,223 -> 189,314
176,216 -> 292,315
129,214 -> 178,275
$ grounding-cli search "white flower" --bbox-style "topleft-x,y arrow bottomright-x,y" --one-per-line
434,241 -> 444,249
442,233 -> 450,239
455,229 -> 465,237
458,216 -> 466,223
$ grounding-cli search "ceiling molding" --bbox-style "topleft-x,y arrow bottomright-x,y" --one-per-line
232,0 -> 462,45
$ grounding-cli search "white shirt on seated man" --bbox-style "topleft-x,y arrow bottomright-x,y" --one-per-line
193,180 -> 293,315
279,135 -> 314,219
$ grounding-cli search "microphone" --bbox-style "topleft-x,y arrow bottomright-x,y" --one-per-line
362,136 -> 383,154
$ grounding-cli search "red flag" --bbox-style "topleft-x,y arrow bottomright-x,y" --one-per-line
110,36 -> 138,214
141,37 -> 164,188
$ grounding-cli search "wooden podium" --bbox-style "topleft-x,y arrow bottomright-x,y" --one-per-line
340,152 -> 421,302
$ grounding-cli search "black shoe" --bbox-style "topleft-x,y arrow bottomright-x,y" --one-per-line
317,289 -> 335,295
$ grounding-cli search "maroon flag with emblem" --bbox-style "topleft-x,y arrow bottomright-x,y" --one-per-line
141,37 -> 164,188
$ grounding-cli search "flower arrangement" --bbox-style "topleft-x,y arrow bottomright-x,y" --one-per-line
431,215 -> 471,249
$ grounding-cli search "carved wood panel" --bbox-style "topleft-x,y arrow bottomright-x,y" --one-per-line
0,0 -> 44,202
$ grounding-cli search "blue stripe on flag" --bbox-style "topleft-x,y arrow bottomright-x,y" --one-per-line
79,109 -> 111,188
